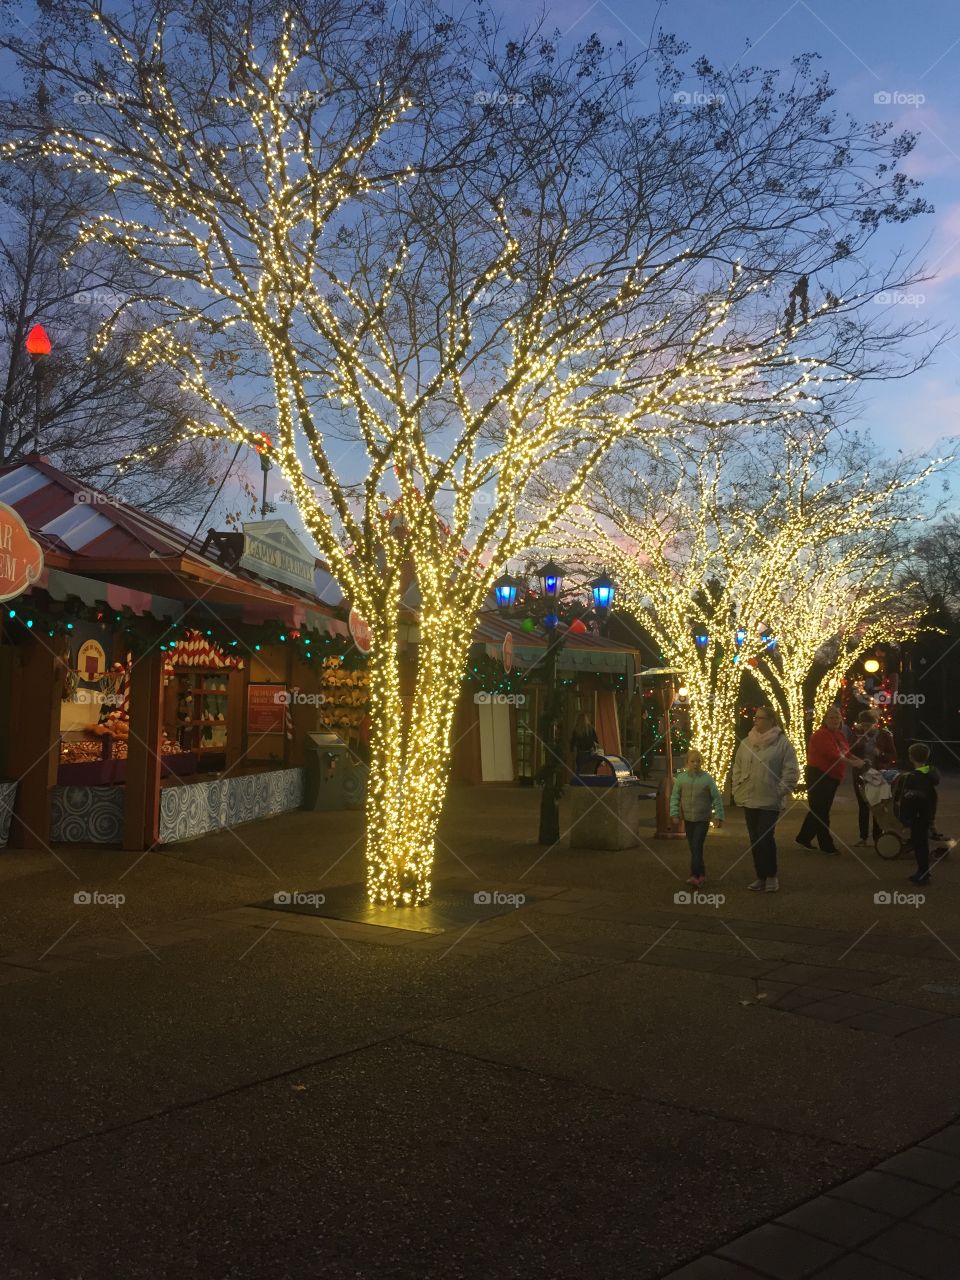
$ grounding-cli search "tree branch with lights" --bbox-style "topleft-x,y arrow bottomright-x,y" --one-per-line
560,427 -> 945,785
2,1 -> 938,902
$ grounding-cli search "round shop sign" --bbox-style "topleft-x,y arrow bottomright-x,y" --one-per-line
0,502 -> 44,603
77,639 -> 107,682
348,605 -> 372,655
502,631 -> 513,674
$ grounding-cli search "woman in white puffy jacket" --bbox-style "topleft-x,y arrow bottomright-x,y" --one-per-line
732,706 -> 800,893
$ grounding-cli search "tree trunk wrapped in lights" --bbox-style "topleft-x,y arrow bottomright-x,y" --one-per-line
3,3 -> 937,902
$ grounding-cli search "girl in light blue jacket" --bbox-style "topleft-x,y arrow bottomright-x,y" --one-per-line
670,750 -> 725,886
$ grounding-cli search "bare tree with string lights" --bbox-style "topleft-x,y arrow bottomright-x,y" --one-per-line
560,428 -> 945,787
1,0 -> 937,903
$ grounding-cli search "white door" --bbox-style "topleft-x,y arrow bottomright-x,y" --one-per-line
478,702 -> 514,781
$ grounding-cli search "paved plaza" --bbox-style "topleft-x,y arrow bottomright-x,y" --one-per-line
0,780 -> 958,1278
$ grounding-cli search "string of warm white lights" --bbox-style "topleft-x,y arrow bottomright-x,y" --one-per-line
5,8 -> 910,902
562,433 -> 944,785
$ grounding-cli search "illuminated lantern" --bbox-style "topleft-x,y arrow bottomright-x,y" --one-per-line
589,569 -> 615,614
536,558 -> 563,600
568,618 -> 587,634
493,573 -> 519,612
25,323 -> 52,358
520,617 -> 536,633
864,657 -> 880,674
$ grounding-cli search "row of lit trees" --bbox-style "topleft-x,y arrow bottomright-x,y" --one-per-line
562,427 -> 944,783
2,1 -> 937,903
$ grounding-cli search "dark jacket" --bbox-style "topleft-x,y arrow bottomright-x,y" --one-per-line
899,764 -> 940,825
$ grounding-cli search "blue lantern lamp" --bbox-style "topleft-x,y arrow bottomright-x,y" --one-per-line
536,558 -> 563,601
694,631 -> 709,649
590,569 -> 615,616
493,572 -> 519,613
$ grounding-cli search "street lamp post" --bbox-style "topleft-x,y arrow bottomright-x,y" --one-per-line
254,433 -> 273,518
25,323 -> 52,453
493,562 -> 615,845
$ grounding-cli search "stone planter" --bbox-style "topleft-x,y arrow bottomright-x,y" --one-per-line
569,783 -> 653,850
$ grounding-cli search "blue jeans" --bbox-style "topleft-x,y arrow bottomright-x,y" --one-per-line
685,820 -> 710,877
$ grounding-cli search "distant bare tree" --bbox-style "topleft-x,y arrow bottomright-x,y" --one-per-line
0,151 -> 217,514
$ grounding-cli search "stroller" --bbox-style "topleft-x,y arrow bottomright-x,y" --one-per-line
859,768 -> 954,862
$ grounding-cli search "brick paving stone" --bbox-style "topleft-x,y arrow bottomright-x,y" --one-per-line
667,916 -> 728,934
775,1195 -> 895,1247
0,953 -> 92,974
921,1126 -> 960,1158
716,1223 -> 842,1278
553,938 -> 640,960
798,996 -> 887,1024
845,1008 -> 945,1036
854,936 -> 942,958
637,947 -> 772,977
524,899 -> 590,915
876,1147 -> 960,1190
660,1258 -> 772,1279
828,1171 -> 941,1216
900,1018 -> 960,1053
762,963 -> 884,992
860,1221 -> 960,1277
909,1191 -> 960,1239
811,1255 -> 921,1279
0,966 -> 38,985
769,986 -> 838,1011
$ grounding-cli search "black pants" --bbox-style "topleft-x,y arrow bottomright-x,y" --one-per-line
853,770 -> 881,841
744,807 -> 780,879
797,768 -> 839,851
910,821 -> 930,877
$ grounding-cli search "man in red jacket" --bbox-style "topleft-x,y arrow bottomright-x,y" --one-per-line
796,706 -> 863,854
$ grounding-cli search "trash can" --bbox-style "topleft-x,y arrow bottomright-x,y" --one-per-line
568,755 -> 655,850
302,732 -> 367,811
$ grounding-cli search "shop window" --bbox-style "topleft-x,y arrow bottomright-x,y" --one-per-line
173,670 -> 231,754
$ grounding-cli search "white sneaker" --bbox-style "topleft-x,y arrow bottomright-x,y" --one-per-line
748,879 -> 766,891
765,877 -> 780,892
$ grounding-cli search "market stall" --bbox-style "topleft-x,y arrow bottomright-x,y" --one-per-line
0,455 -> 349,850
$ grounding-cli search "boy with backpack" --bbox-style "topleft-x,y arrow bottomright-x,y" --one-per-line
899,743 -> 940,886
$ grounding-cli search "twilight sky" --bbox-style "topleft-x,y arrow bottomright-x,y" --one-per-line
531,0 -> 960,455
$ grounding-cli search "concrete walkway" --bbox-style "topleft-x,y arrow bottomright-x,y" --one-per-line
0,781 -> 957,1277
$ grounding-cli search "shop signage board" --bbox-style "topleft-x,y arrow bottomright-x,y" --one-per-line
239,520 -> 316,594
77,639 -> 107,681
349,605 -> 372,654
0,501 -> 44,603
502,632 -> 513,674
247,682 -> 287,734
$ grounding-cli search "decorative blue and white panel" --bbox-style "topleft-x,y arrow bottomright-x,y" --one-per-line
51,785 -> 125,844
0,780 -> 18,847
159,768 -> 303,845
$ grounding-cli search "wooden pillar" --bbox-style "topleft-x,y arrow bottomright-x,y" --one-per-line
8,635 -> 62,849
124,647 -> 165,851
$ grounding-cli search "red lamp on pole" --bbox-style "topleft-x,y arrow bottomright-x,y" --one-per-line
25,323 -> 52,453
25,324 -> 52,360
